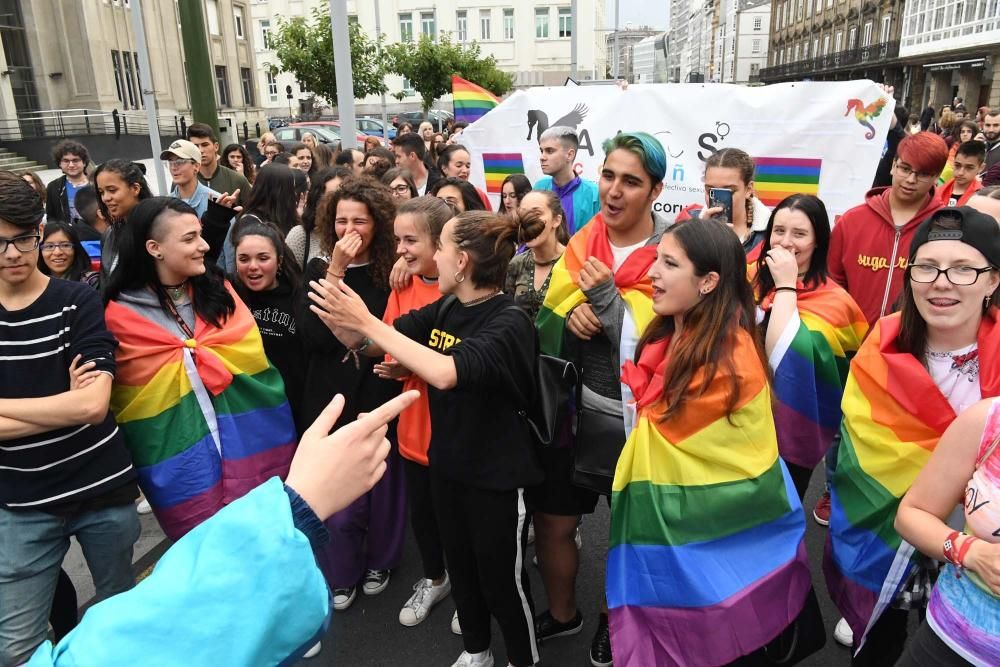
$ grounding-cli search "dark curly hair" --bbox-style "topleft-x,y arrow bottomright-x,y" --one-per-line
316,176 -> 396,289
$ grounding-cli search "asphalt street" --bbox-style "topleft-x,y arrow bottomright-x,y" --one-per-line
297,467 -> 864,667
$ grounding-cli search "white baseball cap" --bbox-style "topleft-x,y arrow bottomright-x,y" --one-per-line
160,139 -> 202,163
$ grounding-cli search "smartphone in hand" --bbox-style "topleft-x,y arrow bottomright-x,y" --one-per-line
708,188 -> 734,222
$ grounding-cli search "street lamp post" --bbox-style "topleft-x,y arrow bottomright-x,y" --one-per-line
329,0 -> 358,149
129,0 -> 166,194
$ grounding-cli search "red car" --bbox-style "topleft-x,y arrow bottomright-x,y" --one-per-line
290,121 -> 373,146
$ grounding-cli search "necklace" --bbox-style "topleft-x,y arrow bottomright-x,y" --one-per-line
534,256 -> 559,267
461,289 -> 502,307
161,280 -> 188,301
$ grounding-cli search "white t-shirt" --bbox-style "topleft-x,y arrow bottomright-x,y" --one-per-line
926,342 -> 981,414
609,239 -> 646,272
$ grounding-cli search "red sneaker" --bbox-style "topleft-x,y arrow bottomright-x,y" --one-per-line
813,491 -> 831,526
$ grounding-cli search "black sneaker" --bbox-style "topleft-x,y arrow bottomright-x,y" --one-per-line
590,613 -> 613,667
362,569 -> 391,595
535,609 -> 584,642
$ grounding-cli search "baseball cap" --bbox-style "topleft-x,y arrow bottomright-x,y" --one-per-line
160,139 -> 201,163
909,206 -> 1000,267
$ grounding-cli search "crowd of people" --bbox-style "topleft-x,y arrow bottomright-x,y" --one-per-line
1,101 -> 999,667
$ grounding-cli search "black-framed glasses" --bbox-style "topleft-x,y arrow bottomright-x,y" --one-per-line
40,242 -> 74,252
894,162 -> 937,182
0,234 -> 40,253
909,263 -> 995,285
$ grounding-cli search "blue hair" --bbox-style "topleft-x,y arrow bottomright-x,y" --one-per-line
601,132 -> 667,184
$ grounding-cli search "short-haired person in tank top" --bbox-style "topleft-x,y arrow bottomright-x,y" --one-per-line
825,207 -> 1000,665
308,211 -> 543,667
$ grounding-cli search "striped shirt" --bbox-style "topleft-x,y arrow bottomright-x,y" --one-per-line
0,278 -> 136,511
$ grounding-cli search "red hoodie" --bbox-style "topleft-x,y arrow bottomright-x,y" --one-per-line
828,187 -> 942,325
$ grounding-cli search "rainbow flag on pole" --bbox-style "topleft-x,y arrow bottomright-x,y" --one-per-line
608,330 -> 811,666
825,311 -> 1000,648
105,286 -> 296,541
753,157 -> 822,208
452,75 -> 500,123
482,153 -> 524,194
761,279 -> 868,470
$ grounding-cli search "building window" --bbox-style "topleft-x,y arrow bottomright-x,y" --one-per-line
753,16 -> 762,30
793,44 -> 800,61
848,26 -> 857,49
751,38 -> 761,53
215,65 -> 230,107
122,50 -> 137,108
558,7 -> 572,37
834,30 -> 842,52
206,0 -> 220,36
880,15 -> 891,42
399,13 -> 413,42
813,37 -> 819,56
266,71 -> 278,102
421,12 -> 435,38
234,5 -> 245,39
796,0 -> 803,21
111,51 -> 125,107
822,34 -> 830,54
504,9 -> 515,39
535,7 -> 549,38
240,67 -> 254,106
456,10 -> 467,41
862,21 -> 872,46
803,40 -> 809,58
826,0 -> 832,8
402,76 -> 415,95
260,19 -> 271,49
480,9 -> 491,40
814,0 -> 821,13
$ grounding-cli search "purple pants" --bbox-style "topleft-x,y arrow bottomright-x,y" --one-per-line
315,446 -> 407,589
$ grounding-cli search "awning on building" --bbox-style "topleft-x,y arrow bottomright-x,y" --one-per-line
923,58 -> 986,72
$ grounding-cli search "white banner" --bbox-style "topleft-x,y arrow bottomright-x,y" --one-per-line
461,81 -> 894,220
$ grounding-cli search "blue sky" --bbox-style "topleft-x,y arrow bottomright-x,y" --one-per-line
605,0 -> 668,30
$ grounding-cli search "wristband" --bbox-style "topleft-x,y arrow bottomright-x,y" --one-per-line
943,530 -> 962,566
327,268 -> 346,279
774,286 -> 798,293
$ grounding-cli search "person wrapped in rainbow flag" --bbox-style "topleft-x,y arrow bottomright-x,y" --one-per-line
102,198 -> 296,541
825,207 -> 1000,663
608,218 -> 819,666
753,194 -> 869,499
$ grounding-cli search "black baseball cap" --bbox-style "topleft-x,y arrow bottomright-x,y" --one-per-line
909,206 -> 1000,267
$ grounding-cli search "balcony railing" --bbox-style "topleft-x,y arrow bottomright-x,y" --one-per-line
0,108 -> 186,142
758,40 -> 899,81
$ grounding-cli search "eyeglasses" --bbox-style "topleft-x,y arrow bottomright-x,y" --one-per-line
391,185 -> 411,194
909,263 -> 995,285
894,162 -> 937,182
167,159 -> 195,169
60,158 -> 82,166
0,234 -> 40,253
40,242 -> 74,253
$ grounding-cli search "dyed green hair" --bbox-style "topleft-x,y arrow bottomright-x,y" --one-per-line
601,132 -> 667,184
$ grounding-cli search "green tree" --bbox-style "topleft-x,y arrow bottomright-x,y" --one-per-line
386,34 -> 514,114
268,7 -> 387,107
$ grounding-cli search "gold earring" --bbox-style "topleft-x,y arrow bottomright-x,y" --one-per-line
454,271 -> 465,284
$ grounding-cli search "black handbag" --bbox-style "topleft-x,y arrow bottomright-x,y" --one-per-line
506,306 -> 578,447
571,384 -> 627,496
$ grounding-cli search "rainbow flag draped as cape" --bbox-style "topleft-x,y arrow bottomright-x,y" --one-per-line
536,214 -> 656,359
825,311 -> 1000,648
608,330 -> 811,666
761,280 -> 868,469
105,286 -> 296,541
451,75 -> 500,124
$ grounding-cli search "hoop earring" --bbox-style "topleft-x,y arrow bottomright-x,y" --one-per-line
454,271 -> 465,284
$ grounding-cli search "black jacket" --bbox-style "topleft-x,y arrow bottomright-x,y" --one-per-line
45,175 -> 71,222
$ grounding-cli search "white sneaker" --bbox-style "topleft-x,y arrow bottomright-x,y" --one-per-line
575,526 -> 583,550
303,641 -> 321,658
332,586 -> 356,611
451,609 -> 462,635
834,617 -> 853,647
136,498 -> 152,515
450,649 -> 494,667
399,574 -> 451,626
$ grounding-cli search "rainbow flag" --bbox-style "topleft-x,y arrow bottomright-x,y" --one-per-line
105,286 -> 296,541
452,74 -> 500,124
536,214 -> 656,360
825,311 -> 1000,648
609,331 -> 811,666
482,153 -> 524,194
761,279 -> 868,469
753,157 -> 822,208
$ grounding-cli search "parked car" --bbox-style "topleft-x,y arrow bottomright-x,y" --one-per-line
292,121 -> 369,145
356,117 -> 396,140
272,125 -> 342,146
